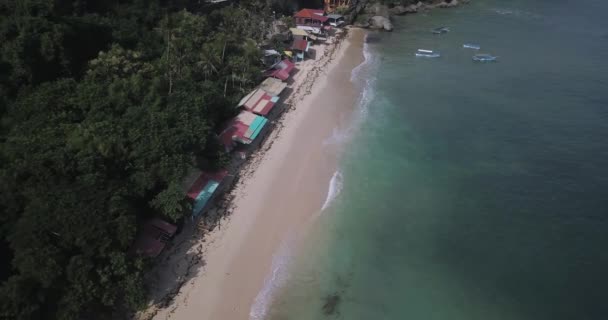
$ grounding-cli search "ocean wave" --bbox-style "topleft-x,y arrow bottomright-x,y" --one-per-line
321,170 -> 344,211
352,33 -> 379,123
492,7 -> 542,20
249,236 -> 295,320
324,35 -> 378,148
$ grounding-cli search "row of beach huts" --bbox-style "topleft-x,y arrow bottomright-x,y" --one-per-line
131,8 -> 346,258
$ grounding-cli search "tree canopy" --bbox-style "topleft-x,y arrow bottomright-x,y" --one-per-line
0,0 -> 273,318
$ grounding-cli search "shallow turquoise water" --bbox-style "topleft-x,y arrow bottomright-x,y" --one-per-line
262,1 -> 608,319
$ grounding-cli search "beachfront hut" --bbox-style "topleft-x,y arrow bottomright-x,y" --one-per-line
237,87 -> 280,116
263,49 -> 282,67
294,9 -> 329,35
327,14 -> 345,27
289,28 -> 317,42
291,39 -> 309,62
184,170 -> 228,218
219,110 -> 269,152
259,77 -> 288,97
265,59 -> 295,81
131,218 -> 177,258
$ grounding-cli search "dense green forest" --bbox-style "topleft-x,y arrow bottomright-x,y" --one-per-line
0,0 -> 287,318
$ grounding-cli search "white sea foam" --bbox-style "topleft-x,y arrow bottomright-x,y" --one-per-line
249,235 -> 295,320
492,8 -> 542,20
321,170 -> 344,211
352,33 -> 379,123
324,33 -> 378,147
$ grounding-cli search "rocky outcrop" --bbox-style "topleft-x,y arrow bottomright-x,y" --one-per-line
436,0 -> 460,8
348,0 -> 469,31
369,15 -> 393,31
389,4 -> 419,16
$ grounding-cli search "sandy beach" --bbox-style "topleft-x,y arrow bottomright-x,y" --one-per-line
138,28 -> 366,320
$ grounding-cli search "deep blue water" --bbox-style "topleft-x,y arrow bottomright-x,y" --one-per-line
265,1 -> 608,319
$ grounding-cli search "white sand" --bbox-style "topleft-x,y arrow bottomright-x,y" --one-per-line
137,28 -> 366,320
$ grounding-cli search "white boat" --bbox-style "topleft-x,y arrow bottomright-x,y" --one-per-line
473,53 -> 498,62
432,26 -> 450,34
463,43 -> 481,50
415,49 -> 441,58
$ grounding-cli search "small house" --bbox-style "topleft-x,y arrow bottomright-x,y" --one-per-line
327,14 -> 345,27
237,87 -> 280,116
131,218 -> 177,258
219,111 -> 269,152
259,77 -> 288,97
263,49 -> 282,68
184,170 -> 228,218
294,9 -> 329,35
289,28 -> 317,42
291,39 -> 310,62
265,59 -> 295,81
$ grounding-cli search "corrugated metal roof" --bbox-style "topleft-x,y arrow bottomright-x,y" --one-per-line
186,170 -> 227,217
266,59 -> 295,81
264,49 -> 280,56
292,39 -> 308,51
237,88 -> 277,116
219,111 -> 269,151
289,28 -> 309,37
294,9 -> 326,19
260,77 -> 287,96
327,14 -> 344,19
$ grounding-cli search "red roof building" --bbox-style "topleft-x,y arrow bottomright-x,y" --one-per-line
237,88 -> 280,116
294,8 -> 328,27
265,59 -> 295,81
292,39 -> 309,52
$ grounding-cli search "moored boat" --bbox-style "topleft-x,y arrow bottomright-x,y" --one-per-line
416,49 -> 441,58
473,54 -> 498,62
432,26 -> 450,34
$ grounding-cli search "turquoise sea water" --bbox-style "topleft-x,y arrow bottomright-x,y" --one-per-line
260,1 -> 608,319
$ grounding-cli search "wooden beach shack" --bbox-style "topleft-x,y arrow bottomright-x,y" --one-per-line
259,77 -> 288,97
290,27 -> 316,43
263,49 -> 282,67
237,87 -> 281,116
131,218 -> 177,258
327,14 -> 345,27
265,59 -> 295,80
219,110 -> 269,152
291,39 -> 309,62
183,170 -> 228,219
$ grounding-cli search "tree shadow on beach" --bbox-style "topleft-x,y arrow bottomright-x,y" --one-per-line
135,190 -> 238,318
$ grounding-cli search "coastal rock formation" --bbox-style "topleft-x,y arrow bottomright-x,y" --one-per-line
436,0 -> 460,8
389,4 -> 419,15
369,15 -> 393,31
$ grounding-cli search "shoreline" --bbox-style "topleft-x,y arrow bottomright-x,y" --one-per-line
138,28 -> 367,320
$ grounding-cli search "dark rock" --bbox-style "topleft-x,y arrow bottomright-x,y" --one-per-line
322,293 -> 341,316
365,3 -> 390,18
